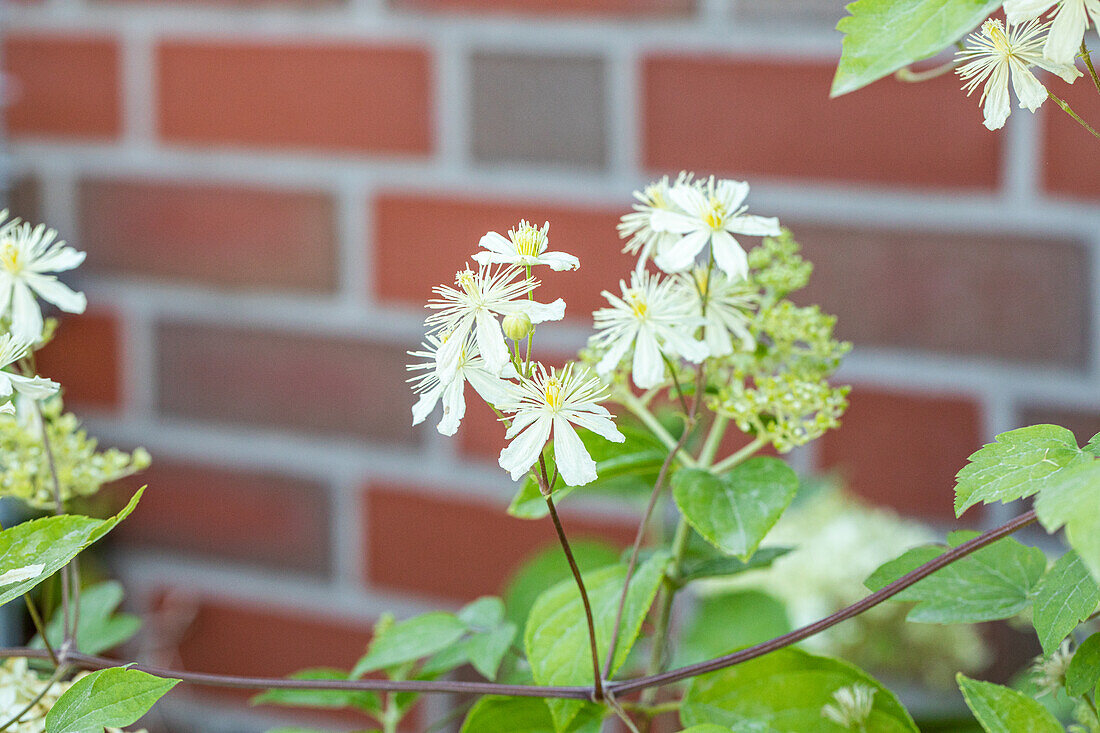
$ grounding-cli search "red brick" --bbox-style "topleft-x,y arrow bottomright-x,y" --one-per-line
1018,405 -> 1100,447
156,322 -> 417,444
393,0 -> 692,15
157,41 -> 432,154
819,386 -> 983,520
364,483 -> 635,602
1042,75 -> 1100,200
373,192 -> 635,320
35,309 -> 122,411
792,223 -> 1089,367
79,178 -> 338,292
643,56 -> 1001,189
4,34 -> 120,140
8,176 -> 40,224
111,459 -> 330,573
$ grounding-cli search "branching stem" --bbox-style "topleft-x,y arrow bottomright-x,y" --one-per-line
34,400 -> 74,650
1049,91 -> 1100,139
1082,42 -> 1100,96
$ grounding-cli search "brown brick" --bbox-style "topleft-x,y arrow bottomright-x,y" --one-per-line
792,223 -> 1090,367
112,459 -> 331,573
157,40 -> 432,154
643,56 -> 1002,189
373,192 -> 634,320
819,386 -> 984,520
1042,73 -> 1100,200
4,34 -> 120,140
8,176 -> 40,224
364,483 -> 635,602
471,53 -> 606,169
155,322 -> 417,444
79,178 -> 338,292
36,309 -> 122,411
1017,406 -> 1100,447
393,0 -> 692,15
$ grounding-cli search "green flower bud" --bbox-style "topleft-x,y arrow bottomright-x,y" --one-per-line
502,313 -> 534,341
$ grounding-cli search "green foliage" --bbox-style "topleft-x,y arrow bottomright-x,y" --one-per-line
747,230 -> 813,300
45,667 -> 179,733
954,424 -> 1088,517
1034,459 -> 1100,582
676,727 -> 731,733
422,597 -> 517,680
672,458 -> 798,560
508,424 -> 665,519
1033,551 -> 1100,656
32,581 -> 141,656
525,552 -> 670,731
0,396 -> 150,510
1067,632 -> 1100,698
680,647 -> 917,731
832,0 -> 1002,97
251,668 -> 381,713
459,696 -> 604,733
0,488 -> 142,609
351,612 -> 467,678
503,541 -> 619,634
677,590 -> 791,667
677,541 -> 792,585
865,532 -> 1046,623
956,674 -> 1064,733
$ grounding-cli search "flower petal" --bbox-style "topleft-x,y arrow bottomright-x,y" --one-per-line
631,328 -> 665,389
649,209 -> 700,235
10,282 -> 43,344
498,416 -> 552,481
29,247 -> 86,274
551,417 -> 598,487
668,184 -> 707,217
711,230 -> 749,280
478,231 -> 514,256
465,367 -> 515,407
7,373 -> 60,399
654,230 -> 709,273
981,64 -> 1012,130
566,411 -> 625,444
412,383 -> 444,425
726,213 -> 781,237
437,377 -> 467,436
1009,60 -> 1049,111
512,297 -> 566,324
24,273 -> 87,314
540,251 -> 581,271
596,332 -> 633,377
1044,0 -> 1088,65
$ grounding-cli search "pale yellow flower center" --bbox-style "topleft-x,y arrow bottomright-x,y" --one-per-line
544,376 -> 564,410
625,289 -> 648,319
645,184 -> 668,209
456,269 -> 479,297
0,239 -> 21,274
693,269 -> 710,296
509,223 -> 545,258
983,19 -> 1012,57
703,195 -> 727,230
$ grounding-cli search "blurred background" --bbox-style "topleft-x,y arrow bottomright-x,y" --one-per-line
2,0 -> 1100,730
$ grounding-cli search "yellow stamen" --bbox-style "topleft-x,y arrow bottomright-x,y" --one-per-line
456,269 -> 478,297
0,239 -> 20,274
645,184 -> 667,209
983,20 -> 1010,54
509,220 -> 546,258
544,375 -> 564,411
625,289 -> 648,319
703,195 -> 726,229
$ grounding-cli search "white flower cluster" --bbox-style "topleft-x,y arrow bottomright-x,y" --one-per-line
0,659 -> 146,733
408,221 -> 624,487
956,4 -> 1092,130
0,210 -> 88,412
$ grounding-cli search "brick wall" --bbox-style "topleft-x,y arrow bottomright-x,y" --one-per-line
3,0 -> 1100,730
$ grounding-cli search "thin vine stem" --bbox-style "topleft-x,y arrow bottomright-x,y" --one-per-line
1082,42 -> 1100,96
0,509 -> 1039,702
537,453 -> 605,702
603,365 -> 707,678
1049,91 -> 1100,139
894,58 -> 959,83
33,398 -> 73,650
23,595 -> 58,666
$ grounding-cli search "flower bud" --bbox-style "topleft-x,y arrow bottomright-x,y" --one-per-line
502,313 -> 534,341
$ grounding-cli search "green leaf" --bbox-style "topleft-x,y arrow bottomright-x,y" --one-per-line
45,666 -> 178,733
681,647 -> 917,731
954,424 -> 1087,517
1033,551 -> 1100,656
503,541 -> 620,634
32,581 -> 141,656
459,596 -> 505,629
251,668 -> 380,714
956,674 -> 1063,733
672,457 -> 798,561
525,552 -> 670,731
0,488 -> 143,609
677,591 -> 790,667
1067,632 -> 1100,698
865,533 -> 1046,623
460,696 -> 604,733
677,540 -> 792,584
351,612 -> 467,678
676,727 -> 732,733
509,425 -> 666,519
1034,460 -> 1100,582
465,622 -> 517,681
832,0 -> 1001,97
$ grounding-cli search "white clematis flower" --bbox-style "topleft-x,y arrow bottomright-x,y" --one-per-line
592,270 -> 708,389
407,332 -> 518,437
617,172 -> 693,273
675,267 -> 758,358
1004,0 -> 1100,65
497,363 -> 624,486
0,221 -> 87,343
0,334 -> 60,414
956,19 -> 1082,130
473,220 -> 580,272
425,265 -> 565,381
649,177 -> 781,279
